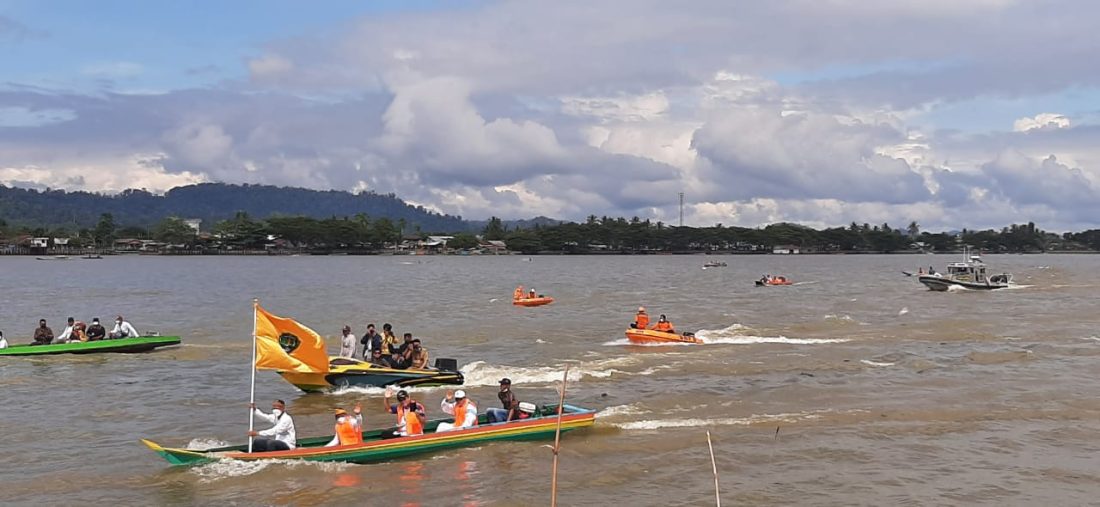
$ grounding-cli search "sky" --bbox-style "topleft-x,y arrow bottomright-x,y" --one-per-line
2,0 -> 1100,231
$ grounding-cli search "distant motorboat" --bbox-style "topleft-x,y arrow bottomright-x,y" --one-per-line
703,261 -> 727,268
918,248 -> 1012,291
36,255 -> 70,261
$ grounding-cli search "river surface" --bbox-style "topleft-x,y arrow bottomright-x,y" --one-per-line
2,254 -> 1099,506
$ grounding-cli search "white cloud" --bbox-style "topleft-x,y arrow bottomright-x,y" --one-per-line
1013,113 -> 1070,132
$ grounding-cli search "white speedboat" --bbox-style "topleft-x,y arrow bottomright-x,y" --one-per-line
918,249 -> 1012,291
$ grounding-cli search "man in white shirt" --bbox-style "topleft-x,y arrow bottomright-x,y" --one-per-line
339,325 -> 356,358
248,400 -> 296,452
437,390 -> 478,432
0,330 -> 8,349
55,317 -> 76,343
109,316 -> 139,339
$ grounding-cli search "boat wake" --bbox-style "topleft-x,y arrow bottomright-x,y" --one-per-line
860,359 -> 896,367
187,438 -> 230,450
459,358 -> 634,386
695,324 -> 849,345
608,411 -> 825,430
192,456 -> 353,481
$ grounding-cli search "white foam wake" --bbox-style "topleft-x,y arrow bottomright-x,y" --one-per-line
459,358 -> 634,387
187,438 -> 230,450
610,411 -> 822,430
192,457 -> 353,482
860,360 -> 895,367
696,324 -> 849,345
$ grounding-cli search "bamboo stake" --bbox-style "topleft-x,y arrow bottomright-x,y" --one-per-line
549,365 -> 570,507
707,430 -> 721,507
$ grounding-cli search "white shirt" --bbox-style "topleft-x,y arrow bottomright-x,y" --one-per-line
111,320 -> 139,338
253,409 -> 296,449
0,336 -> 8,349
339,333 -> 356,358
56,325 -> 75,343
440,399 -> 478,428
325,413 -> 364,447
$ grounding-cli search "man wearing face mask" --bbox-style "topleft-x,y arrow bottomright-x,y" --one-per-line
109,315 -> 139,339
248,399 -> 297,452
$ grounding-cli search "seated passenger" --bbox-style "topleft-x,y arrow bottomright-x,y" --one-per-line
325,405 -> 363,447
86,318 -> 106,341
408,339 -> 429,369
652,314 -> 674,334
383,388 -> 427,437
513,286 -> 524,301
109,315 -> 139,339
31,319 -> 54,346
55,317 -> 76,344
248,399 -> 296,452
437,390 -> 478,432
631,306 -> 649,329
528,289 -> 537,299
368,348 -> 389,367
486,378 -> 526,423
0,330 -> 8,349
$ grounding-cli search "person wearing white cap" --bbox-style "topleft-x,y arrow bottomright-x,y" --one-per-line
437,389 -> 478,432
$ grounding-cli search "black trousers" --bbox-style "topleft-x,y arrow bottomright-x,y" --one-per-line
252,438 -> 290,452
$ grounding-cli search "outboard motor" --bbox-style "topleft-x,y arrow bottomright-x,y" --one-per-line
435,358 -> 458,372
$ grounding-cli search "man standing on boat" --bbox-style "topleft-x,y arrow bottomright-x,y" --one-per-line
339,325 -> 356,358
31,319 -> 54,345
248,400 -> 296,452
383,387 -> 426,437
361,323 -> 382,360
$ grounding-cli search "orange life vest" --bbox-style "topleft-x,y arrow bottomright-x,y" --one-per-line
654,321 -> 673,332
635,312 -> 649,329
334,416 -> 362,445
454,400 -> 478,428
398,404 -> 424,436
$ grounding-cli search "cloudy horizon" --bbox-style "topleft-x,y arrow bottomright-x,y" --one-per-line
2,0 -> 1099,231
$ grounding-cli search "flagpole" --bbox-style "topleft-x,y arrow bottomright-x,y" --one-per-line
248,298 -> 259,453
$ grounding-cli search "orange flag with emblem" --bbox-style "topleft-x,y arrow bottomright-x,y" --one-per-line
254,304 -> 329,373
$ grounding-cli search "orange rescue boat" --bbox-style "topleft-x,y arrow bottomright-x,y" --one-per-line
513,296 -> 554,307
625,328 -> 702,345
755,276 -> 793,286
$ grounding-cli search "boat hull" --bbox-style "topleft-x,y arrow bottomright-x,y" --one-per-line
278,361 -> 465,392
513,297 -> 554,307
625,328 -> 702,345
0,336 -> 181,357
143,404 -> 596,466
918,275 -> 1009,291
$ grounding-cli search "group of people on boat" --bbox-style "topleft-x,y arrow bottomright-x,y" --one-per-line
11,315 -> 140,346
337,323 -> 431,370
758,274 -> 790,285
630,307 -> 675,333
513,285 -> 542,300
247,378 -> 533,452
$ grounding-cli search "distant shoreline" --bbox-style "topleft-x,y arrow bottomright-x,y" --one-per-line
2,249 -> 1095,257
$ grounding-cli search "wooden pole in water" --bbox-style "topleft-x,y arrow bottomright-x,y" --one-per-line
247,298 -> 259,453
707,430 -> 721,507
550,365 -> 570,507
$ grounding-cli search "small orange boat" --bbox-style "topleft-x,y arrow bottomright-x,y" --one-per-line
625,328 -> 702,345
513,297 -> 554,307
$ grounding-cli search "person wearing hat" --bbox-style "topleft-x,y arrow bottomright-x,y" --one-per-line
325,403 -> 363,447
248,399 -> 297,452
338,325 -> 356,358
486,378 -> 524,423
109,315 -> 139,339
86,318 -> 106,341
631,307 -> 649,329
437,389 -> 478,432
383,387 -> 426,437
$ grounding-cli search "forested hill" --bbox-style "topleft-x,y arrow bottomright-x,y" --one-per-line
0,183 -> 469,232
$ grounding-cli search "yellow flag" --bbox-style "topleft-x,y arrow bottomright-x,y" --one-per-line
254,304 -> 329,373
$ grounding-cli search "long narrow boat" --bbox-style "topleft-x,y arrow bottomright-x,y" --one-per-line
277,357 -> 465,392
0,335 -> 181,357
625,328 -> 702,345
143,403 -> 596,466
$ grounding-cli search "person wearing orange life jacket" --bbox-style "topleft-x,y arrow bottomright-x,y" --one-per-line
324,404 -> 363,447
652,314 -> 675,334
382,387 -> 427,438
513,286 -> 524,301
631,307 -> 649,329
437,389 -> 478,432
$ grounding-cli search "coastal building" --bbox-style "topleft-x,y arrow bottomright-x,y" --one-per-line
772,244 -> 800,254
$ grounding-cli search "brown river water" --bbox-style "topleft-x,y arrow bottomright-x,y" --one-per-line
1,254 -> 1099,506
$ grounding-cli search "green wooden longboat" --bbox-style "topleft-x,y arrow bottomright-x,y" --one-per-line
143,404 -> 596,466
0,336 -> 181,356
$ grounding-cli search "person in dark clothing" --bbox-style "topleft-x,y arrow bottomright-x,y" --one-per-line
31,319 -> 54,345
486,378 -> 522,423
360,323 -> 382,360
86,318 -> 107,341
368,348 -> 389,367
